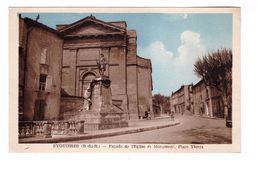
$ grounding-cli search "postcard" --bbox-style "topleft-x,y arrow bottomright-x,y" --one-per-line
9,7 -> 240,152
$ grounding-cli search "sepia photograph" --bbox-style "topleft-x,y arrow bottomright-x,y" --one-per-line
9,7 -> 240,152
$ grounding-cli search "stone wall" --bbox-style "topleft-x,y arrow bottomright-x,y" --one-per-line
19,18 -> 28,120
192,80 -> 205,116
59,17 -> 153,120
62,49 -> 77,96
60,96 -> 84,114
22,19 -> 63,121
126,30 -> 139,119
192,80 -> 224,118
61,37 -> 129,115
137,56 -> 154,118
170,85 -> 192,114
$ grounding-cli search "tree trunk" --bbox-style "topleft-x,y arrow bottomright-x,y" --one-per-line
223,94 -> 228,119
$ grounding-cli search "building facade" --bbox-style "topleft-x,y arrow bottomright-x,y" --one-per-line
170,80 -> 224,118
57,15 -> 153,119
193,79 -> 224,118
152,104 -> 162,117
19,17 -> 63,121
170,85 -> 193,114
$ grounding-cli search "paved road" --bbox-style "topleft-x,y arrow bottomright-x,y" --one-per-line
73,115 -> 232,144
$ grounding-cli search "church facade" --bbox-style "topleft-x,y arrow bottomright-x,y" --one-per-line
57,15 -> 153,119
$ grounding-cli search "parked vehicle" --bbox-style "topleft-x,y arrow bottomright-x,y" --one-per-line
226,108 -> 232,128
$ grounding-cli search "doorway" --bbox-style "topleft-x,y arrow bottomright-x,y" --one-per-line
80,72 -> 96,97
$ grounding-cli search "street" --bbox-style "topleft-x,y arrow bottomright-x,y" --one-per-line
73,114 -> 232,144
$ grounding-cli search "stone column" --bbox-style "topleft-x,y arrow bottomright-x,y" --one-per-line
43,121 -> 52,138
77,121 -> 84,134
64,121 -> 70,135
91,77 -> 112,112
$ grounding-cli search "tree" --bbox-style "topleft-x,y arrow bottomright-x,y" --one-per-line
153,94 -> 171,114
194,48 -> 232,119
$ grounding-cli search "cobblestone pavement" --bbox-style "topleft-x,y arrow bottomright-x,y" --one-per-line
73,114 -> 232,144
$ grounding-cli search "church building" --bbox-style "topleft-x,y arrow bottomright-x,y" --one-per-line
57,15 -> 153,119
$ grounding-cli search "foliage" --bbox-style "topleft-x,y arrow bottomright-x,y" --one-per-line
194,48 -> 232,94
153,94 -> 171,114
194,48 -> 232,118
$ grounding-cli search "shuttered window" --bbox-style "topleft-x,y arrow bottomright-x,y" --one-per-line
39,74 -> 47,91
45,75 -> 52,92
38,74 -> 52,92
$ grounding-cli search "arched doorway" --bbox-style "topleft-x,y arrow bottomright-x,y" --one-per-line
80,72 -> 96,97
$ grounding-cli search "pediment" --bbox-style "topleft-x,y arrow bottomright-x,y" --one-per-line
67,23 -> 119,35
58,16 -> 126,36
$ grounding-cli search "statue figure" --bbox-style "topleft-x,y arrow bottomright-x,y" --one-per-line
96,54 -> 107,77
83,85 -> 92,110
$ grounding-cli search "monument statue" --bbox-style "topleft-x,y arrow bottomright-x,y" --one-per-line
96,54 -> 107,77
83,85 -> 92,110
66,55 -> 128,132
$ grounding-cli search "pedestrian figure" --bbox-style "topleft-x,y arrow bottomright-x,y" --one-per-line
147,111 -> 151,120
170,111 -> 175,121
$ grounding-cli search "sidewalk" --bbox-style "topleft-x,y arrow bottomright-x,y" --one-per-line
19,118 -> 180,143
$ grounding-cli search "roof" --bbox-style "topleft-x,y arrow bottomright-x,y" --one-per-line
108,21 -> 127,29
23,17 -> 62,37
137,55 -> 150,62
171,85 -> 185,96
136,55 -> 152,69
57,15 -> 126,34
193,79 -> 205,88
171,84 -> 192,97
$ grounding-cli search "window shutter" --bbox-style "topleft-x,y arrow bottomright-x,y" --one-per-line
40,48 -> 47,64
45,75 -> 52,92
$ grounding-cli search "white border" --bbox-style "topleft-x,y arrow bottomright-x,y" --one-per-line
9,7 -> 240,153
1,1 -> 260,181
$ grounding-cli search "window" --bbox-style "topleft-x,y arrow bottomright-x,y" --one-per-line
40,48 -> 47,64
38,74 -> 52,92
39,74 -> 47,91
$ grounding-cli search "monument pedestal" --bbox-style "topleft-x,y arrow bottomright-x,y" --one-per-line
63,76 -> 128,132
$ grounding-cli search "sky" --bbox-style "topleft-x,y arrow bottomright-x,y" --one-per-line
21,13 -> 232,96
